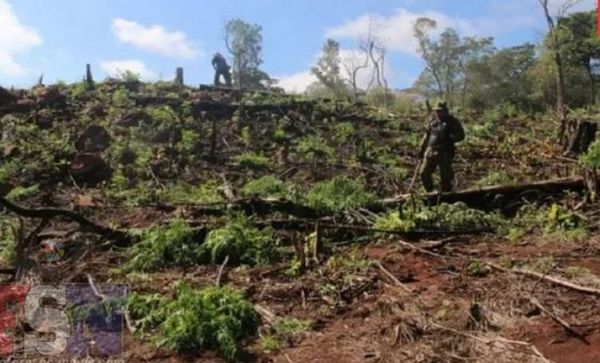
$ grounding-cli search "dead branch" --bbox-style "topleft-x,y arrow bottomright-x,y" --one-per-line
488,263 -> 600,296
529,296 -> 588,344
215,255 -> 229,287
254,303 -> 276,325
374,261 -> 412,292
0,196 -> 131,243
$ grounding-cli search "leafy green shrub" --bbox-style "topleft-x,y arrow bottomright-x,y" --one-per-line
373,211 -> 416,232
0,219 -> 17,265
5,184 -> 39,202
126,218 -> 203,272
374,202 -> 502,233
475,170 -> 514,187
0,161 -> 18,184
296,135 -> 334,163
234,152 -> 270,170
157,180 -> 224,204
147,105 -> 177,124
333,122 -> 355,143
111,87 -> 132,108
128,282 -> 259,361
506,203 -> 588,241
580,140 -> 600,168
241,176 -> 297,200
201,214 -> 278,265
177,129 -> 200,154
305,176 -> 376,213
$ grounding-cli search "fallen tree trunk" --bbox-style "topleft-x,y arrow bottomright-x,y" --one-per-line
0,196 -> 131,243
379,177 -> 586,211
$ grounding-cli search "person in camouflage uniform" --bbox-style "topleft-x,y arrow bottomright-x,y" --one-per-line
419,101 -> 465,192
212,52 -> 232,87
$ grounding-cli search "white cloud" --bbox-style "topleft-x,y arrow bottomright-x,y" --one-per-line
0,0 -> 42,77
276,71 -> 317,93
100,60 -> 155,79
325,1 -> 595,57
111,18 -> 200,59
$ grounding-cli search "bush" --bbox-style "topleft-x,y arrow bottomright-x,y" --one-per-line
5,184 -> 39,202
234,152 -> 270,170
505,203 -> 588,241
157,180 -> 224,204
474,170 -> 514,187
241,176 -> 297,200
128,282 -> 259,361
296,135 -> 334,163
580,140 -> 600,168
126,218 -> 203,272
0,219 -> 17,265
305,176 -> 376,213
201,214 -> 279,265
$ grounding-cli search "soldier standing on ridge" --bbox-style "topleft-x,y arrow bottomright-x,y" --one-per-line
212,52 -> 232,87
419,101 -> 465,193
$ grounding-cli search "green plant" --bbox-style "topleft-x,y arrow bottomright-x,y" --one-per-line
466,260 -> 490,277
475,170 -> 514,187
296,135 -> 334,168
580,140 -> 600,168
305,176 -> 375,213
157,180 -> 224,204
177,129 -> 200,154
234,152 -> 270,170
126,218 -> 203,272
506,203 -> 588,241
333,122 -> 355,143
0,219 -> 17,265
259,335 -> 280,353
201,214 -> 279,265
148,105 -> 177,124
129,282 -> 259,361
5,184 -> 39,202
241,176 -> 297,200
111,87 -> 132,108
0,161 -> 18,184
373,211 -> 416,232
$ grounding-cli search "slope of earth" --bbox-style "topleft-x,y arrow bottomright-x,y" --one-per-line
0,80 -> 597,363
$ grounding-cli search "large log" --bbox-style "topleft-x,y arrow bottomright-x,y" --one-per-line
379,177 -> 586,211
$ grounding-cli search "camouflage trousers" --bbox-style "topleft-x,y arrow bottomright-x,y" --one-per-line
214,69 -> 232,87
420,146 -> 455,193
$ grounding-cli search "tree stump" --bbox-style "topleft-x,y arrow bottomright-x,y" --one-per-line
175,67 -> 184,87
85,63 -> 94,88
564,120 -> 597,156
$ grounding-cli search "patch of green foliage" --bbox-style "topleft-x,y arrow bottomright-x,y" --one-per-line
104,169 -> 154,207
305,176 -> 375,213
0,218 -> 17,265
475,170 -> 514,187
0,161 -> 18,184
375,201 -> 501,232
157,179 -> 224,204
466,260 -> 490,277
504,203 -> 588,242
333,122 -> 355,143
126,218 -> 203,272
5,184 -> 39,202
234,152 -> 270,170
201,214 -> 279,265
260,317 -> 313,353
177,129 -> 200,154
580,140 -> 600,168
111,87 -> 132,108
241,176 -> 298,201
128,282 -> 259,361
147,105 -> 177,124
296,135 -> 334,164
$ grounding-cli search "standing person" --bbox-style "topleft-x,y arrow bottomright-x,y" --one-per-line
212,52 -> 232,87
419,101 -> 465,192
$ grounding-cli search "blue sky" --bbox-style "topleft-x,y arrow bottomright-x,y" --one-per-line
0,0 -> 596,91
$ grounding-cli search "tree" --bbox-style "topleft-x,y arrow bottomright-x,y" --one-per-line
225,19 -> 270,89
311,39 -> 348,98
412,18 -> 493,106
557,10 -> 600,105
465,44 -> 536,110
537,0 -> 581,140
